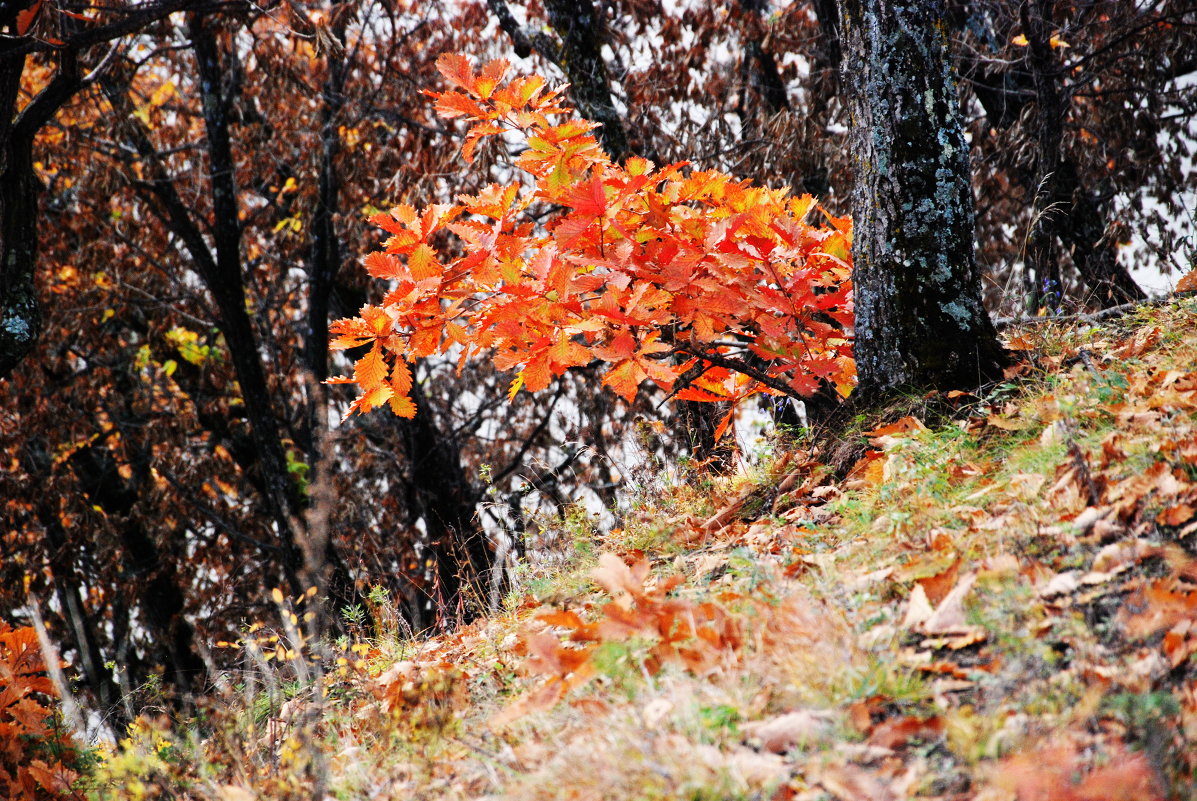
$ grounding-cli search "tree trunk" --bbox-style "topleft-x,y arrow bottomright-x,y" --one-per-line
951,2 -> 1146,310
838,0 -> 1006,395
0,52 -> 80,378
542,0 -> 630,161
392,379 -> 489,627
1021,0 -> 1064,313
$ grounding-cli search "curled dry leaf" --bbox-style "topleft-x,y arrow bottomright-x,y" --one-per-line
590,552 -> 650,601
1119,577 -> 1197,639
901,584 -> 934,630
1115,326 -> 1161,359
1158,502 -> 1195,527
1162,620 -> 1197,668
915,557 -> 962,607
1087,539 -> 1160,579
816,763 -> 898,801
866,715 -> 944,750
1070,505 -> 1114,534
922,572 -> 977,634
701,487 -> 756,533
987,413 -> 1033,431
720,746 -> 789,785
741,710 -> 835,753
900,573 -> 987,649
1038,570 -> 1081,599
862,415 -> 927,442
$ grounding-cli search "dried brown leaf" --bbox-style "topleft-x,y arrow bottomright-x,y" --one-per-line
741,710 -> 834,753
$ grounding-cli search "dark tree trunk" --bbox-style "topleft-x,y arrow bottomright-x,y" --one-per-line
392,379 -> 489,627
188,16 -> 303,546
187,14 -> 363,614
304,6 -> 348,386
0,118 -> 40,378
811,0 -> 842,77
0,51 -> 81,378
99,17 -> 360,615
951,2 -> 1146,310
22,438 -> 129,730
70,442 -> 210,700
1021,0 -> 1064,313
737,0 -> 790,117
541,0 -> 630,161
488,0 -> 631,160
1056,160 -> 1147,306
838,0 -> 1006,395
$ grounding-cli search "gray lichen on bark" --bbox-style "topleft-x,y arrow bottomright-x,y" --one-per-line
839,0 -> 1005,394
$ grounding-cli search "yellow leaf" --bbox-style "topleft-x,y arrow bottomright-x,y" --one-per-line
388,394 -> 417,418
271,587 -> 284,604
1011,34 -> 1029,46
354,344 -> 388,391
149,80 -> 176,107
408,243 -> 442,281
507,372 -> 524,402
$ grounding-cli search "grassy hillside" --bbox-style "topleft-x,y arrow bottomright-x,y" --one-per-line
85,297 -> 1197,801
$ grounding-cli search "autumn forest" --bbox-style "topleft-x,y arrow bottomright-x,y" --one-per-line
2,1 -> 1197,799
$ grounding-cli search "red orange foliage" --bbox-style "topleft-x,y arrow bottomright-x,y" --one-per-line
330,54 -> 854,433
0,623 -> 80,800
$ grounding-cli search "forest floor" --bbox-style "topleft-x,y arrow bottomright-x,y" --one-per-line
88,297 -> 1197,801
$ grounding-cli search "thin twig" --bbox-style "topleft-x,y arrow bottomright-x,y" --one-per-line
994,297 -> 1173,331
28,597 -> 88,738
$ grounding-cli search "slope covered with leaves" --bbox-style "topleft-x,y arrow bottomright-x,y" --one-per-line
85,298 -> 1197,800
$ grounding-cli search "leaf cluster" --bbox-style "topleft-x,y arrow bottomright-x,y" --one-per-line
331,54 -> 855,435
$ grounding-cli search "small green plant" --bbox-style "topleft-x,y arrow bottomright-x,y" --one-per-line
697,704 -> 741,737
285,448 -> 310,496
341,603 -> 366,629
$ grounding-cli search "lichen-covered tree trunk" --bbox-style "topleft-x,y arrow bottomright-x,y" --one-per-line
838,0 -> 1006,395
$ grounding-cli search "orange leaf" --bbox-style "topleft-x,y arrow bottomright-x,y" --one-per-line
15,0 -> 42,35
602,359 -> 645,402
511,352 -> 547,394
712,407 -> 735,442
590,553 -> 650,600
389,358 -> 413,396
387,394 -> 417,418
354,344 -> 388,392
408,244 -> 442,281
363,251 -> 404,280
435,53 -> 477,93
1176,269 -> 1197,293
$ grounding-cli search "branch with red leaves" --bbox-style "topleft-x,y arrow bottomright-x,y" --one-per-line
328,55 -> 855,436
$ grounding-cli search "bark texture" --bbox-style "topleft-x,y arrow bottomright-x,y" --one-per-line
838,0 -> 1006,394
